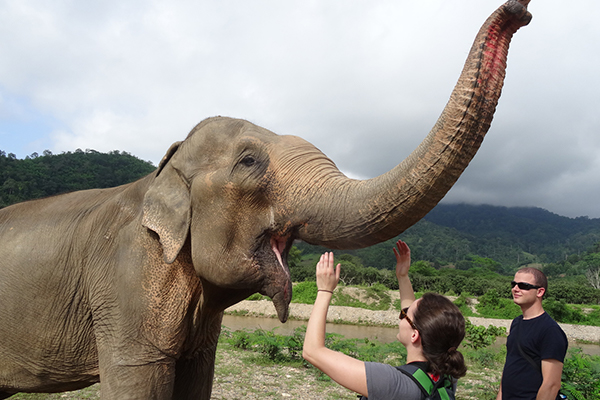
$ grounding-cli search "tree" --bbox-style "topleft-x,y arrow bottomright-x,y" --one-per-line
410,260 -> 438,276
470,256 -> 501,273
288,246 -> 302,269
585,267 -> 600,290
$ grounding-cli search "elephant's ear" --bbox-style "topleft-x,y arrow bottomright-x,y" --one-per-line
142,142 -> 190,264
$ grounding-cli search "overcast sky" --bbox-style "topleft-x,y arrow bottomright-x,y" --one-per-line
1,0 -> 599,219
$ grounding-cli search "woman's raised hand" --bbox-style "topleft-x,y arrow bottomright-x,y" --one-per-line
316,252 -> 340,292
393,240 -> 411,279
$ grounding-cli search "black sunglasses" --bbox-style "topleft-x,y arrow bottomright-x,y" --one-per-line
511,281 -> 541,291
399,307 -> 418,331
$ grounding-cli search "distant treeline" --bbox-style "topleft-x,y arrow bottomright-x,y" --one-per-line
0,149 -> 156,208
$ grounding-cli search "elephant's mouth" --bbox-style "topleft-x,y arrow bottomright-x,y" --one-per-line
255,233 -> 293,323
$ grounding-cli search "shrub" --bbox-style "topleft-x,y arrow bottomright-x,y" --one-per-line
246,293 -> 267,301
463,319 -> 506,350
476,290 -> 521,320
544,298 -> 586,324
229,329 -> 252,350
253,329 -> 286,361
468,347 -> 505,369
561,349 -> 600,400
291,281 -> 318,304
453,293 -> 476,317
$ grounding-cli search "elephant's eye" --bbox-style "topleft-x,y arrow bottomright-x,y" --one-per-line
241,155 -> 257,167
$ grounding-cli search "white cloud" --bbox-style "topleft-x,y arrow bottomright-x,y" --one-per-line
1,0 -> 599,218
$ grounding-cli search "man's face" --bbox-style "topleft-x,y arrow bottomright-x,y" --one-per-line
512,272 -> 543,306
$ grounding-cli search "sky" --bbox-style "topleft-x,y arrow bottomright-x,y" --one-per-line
1,0 -> 599,219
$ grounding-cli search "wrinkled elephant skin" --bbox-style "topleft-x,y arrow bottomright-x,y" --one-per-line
0,1 -> 531,399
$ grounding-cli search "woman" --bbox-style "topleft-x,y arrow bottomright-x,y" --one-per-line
302,240 -> 467,399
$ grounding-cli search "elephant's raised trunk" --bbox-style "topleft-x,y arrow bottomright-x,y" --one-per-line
297,0 -> 532,249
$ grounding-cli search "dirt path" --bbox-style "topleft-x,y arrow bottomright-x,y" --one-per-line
226,295 -> 600,344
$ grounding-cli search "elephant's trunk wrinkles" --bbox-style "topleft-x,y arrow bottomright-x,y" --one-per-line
297,0 -> 532,249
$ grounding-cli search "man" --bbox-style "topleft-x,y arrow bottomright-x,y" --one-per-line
497,267 -> 568,400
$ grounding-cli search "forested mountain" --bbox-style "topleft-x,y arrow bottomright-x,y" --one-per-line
0,149 -> 156,208
3,149 -> 600,277
425,204 -> 600,263
296,204 -> 600,275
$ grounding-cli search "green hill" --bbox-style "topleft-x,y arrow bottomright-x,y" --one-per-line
0,149 -> 156,208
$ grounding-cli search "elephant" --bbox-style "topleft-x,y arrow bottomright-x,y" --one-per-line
0,1 -> 532,399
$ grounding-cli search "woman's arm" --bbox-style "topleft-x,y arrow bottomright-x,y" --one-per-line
394,240 -> 415,309
302,252 -> 368,397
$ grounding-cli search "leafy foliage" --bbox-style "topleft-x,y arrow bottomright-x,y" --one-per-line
221,325 -> 406,366
548,278 -> 600,305
291,281 -> 318,304
0,149 -> 155,209
453,293 -> 476,317
222,326 -> 306,362
561,349 -> 600,400
462,319 -> 506,351
475,290 -> 522,320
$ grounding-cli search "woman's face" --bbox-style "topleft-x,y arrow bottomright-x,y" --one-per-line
397,298 -> 420,344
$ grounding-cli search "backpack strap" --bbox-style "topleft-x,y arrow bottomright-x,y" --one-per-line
396,364 -> 454,400
435,379 -> 454,400
396,364 -> 434,398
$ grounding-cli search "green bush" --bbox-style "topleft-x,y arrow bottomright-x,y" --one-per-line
246,293 -> 267,301
476,290 -> 521,319
463,319 -> 506,350
289,264 -> 316,283
561,349 -> 600,400
291,281 -> 318,304
228,329 -> 252,350
253,329 -> 286,361
544,298 -> 586,324
453,293 -> 476,317
222,325 -> 407,367
467,347 -> 505,369
583,307 -> 600,326
284,326 -> 306,359
548,280 -> 600,305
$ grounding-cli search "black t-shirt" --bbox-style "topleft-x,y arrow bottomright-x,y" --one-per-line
501,312 -> 568,400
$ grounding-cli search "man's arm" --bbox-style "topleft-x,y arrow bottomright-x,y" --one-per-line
536,359 -> 563,400
496,374 -> 503,400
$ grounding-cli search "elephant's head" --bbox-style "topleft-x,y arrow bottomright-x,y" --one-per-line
142,0 -> 532,322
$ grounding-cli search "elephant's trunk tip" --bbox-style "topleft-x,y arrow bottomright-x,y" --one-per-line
507,0 -> 533,26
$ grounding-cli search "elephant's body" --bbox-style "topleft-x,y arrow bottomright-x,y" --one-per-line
0,177 -> 222,398
0,1 -> 532,398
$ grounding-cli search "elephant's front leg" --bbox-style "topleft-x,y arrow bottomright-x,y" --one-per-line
98,353 -> 177,400
172,345 -> 217,400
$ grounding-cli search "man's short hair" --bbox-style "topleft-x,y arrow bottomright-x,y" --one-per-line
517,267 -> 548,296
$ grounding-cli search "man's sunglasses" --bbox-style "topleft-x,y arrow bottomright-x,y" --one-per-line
399,307 -> 418,331
511,281 -> 541,291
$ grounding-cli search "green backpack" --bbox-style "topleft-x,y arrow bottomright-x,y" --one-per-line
395,364 -> 455,400
358,363 -> 455,400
